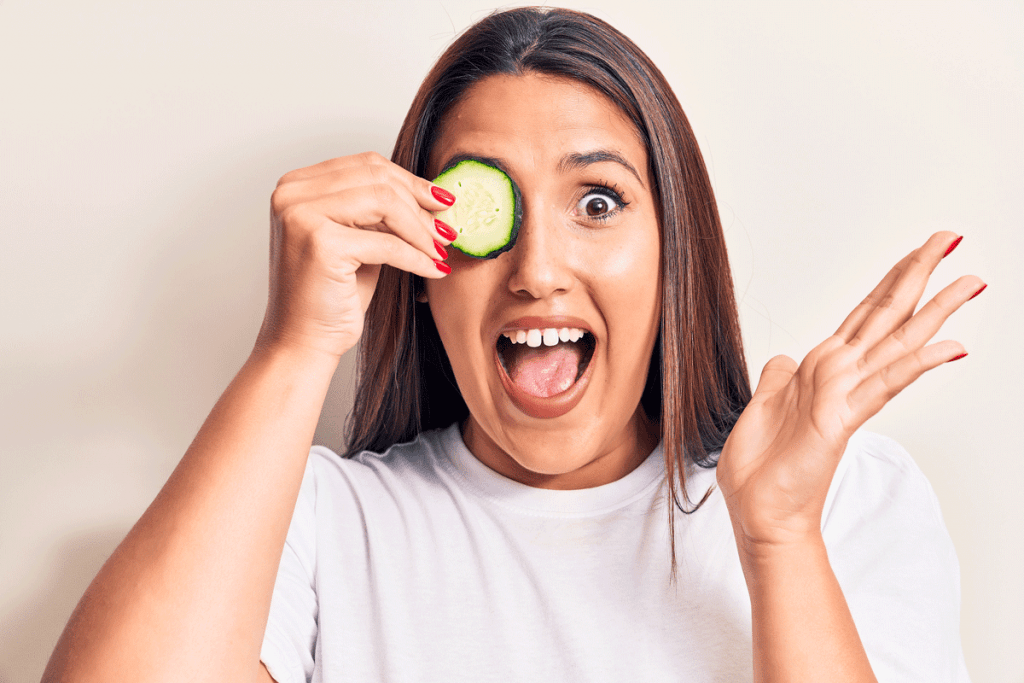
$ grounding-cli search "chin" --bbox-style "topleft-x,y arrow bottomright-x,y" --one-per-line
511,444 -> 593,476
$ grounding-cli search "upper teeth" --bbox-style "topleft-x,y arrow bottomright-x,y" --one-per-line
502,327 -> 587,347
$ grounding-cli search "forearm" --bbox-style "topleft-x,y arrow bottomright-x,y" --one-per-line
737,533 -> 877,683
43,344 -> 339,683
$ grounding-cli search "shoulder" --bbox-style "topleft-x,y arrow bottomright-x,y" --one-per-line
308,426 -> 451,482
821,430 -> 961,590
835,430 -> 927,483
824,431 -> 945,524
295,426 -> 461,520
821,439 -> 970,678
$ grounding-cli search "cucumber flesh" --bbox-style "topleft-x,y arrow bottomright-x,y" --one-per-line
432,159 -> 522,259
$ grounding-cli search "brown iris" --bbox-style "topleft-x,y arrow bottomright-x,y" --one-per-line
585,196 -> 609,216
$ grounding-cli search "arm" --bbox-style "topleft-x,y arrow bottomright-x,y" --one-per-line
42,343 -> 338,683
738,533 -> 875,680
42,152 -> 455,683
717,231 -> 983,682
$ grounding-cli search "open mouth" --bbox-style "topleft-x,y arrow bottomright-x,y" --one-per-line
496,328 -> 596,398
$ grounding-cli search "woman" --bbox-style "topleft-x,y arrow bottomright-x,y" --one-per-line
44,7 -> 975,682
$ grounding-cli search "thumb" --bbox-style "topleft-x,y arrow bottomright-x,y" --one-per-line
753,354 -> 798,398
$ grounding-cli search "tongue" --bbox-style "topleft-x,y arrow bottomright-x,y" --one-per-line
507,343 -> 582,398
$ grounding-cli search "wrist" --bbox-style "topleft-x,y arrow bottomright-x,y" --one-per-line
252,333 -> 347,369
737,531 -> 876,682
247,337 -> 344,395
733,525 -> 829,574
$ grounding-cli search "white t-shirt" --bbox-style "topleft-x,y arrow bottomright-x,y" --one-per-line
260,424 -> 971,682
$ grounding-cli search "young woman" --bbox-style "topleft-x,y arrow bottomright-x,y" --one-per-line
44,8 -> 975,682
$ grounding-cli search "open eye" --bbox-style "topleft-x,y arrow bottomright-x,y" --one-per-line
575,189 -> 622,218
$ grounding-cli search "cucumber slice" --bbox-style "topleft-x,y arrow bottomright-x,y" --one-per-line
432,159 -> 522,259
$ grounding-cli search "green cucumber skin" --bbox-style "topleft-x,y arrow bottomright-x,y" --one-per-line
432,159 -> 522,259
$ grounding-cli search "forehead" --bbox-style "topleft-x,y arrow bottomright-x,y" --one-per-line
429,73 -> 649,180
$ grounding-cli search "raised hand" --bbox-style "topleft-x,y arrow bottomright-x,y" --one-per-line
258,151 -> 457,360
716,231 -> 984,551
41,155 -> 462,683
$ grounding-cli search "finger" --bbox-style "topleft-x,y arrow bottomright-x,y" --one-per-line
279,151 -> 391,183
847,339 -> 966,425
275,167 -> 455,246
279,157 -> 445,212
752,354 -> 798,398
834,251 -> 914,340
292,184 -> 446,260
276,168 -> 445,242
859,275 -> 985,375
847,231 -> 960,349
277,152 -> 454,212
328,224 -> 448,280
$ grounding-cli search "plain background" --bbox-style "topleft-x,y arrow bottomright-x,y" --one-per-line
1,1 -> 1020,681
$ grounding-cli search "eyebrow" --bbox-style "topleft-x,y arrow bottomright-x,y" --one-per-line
437,150 -> 645,187
558,150 -> 645,187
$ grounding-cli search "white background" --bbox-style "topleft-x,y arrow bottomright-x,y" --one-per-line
1,1 -> 1021,681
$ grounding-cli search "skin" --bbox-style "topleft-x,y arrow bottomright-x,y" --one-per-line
424,73 -> 661,490
40,69 -> 983,683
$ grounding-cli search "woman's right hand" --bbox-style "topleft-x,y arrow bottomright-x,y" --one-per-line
257,151 -> 456,359
41,151 -> 458,683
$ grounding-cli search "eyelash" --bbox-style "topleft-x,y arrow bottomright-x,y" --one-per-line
576,183 -> 630,222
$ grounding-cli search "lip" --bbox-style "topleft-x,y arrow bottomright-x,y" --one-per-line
493,315 -> 598,419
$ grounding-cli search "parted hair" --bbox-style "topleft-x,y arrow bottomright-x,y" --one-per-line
344,7 -> 751,564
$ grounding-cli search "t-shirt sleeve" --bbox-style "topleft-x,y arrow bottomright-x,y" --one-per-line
822,432 -> 971,682
260,451 -> 320,683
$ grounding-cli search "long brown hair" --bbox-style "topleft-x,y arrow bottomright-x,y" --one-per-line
345,7 -> 751,571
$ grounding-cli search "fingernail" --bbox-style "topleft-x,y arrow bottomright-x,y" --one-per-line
948,352 -> 968,363
435,219 -> 457,242
434,239 -> 448,259
431,186 -> 456,206
942,235 -> 963,258
968,283 -> 987,301
434,259 -> 451,275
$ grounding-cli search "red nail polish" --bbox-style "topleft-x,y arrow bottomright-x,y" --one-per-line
431,186 -> 456,206
434,259 -> 451,275
434,219 -> 457,242
434,239 -> 448,259
948,352 -> 968,363
943,235 -> 963,258
968,283 -> 987,300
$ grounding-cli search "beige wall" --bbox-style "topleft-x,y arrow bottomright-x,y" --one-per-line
1,1 -> 1020,681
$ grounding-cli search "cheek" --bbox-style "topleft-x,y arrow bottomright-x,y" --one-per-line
582,223 -> 661,316
425,260 -> 502,360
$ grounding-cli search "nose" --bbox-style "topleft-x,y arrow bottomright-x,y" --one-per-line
505,203 -> 575,300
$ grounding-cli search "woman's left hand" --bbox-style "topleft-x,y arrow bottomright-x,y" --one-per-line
716,231 -> 984,554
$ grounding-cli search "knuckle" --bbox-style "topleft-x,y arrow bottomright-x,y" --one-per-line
270,185 -> 292,216
305,224 -> 336,261
367,162 -> 389,185
370,182 -> 397,207
876,292 -> 897,311
877,367 -> 899,396
908,249 -> 930,269
926,294 -> 952,316
277,203 -> 307,230
888,329 -> 916,358
360,150 -> 387,166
